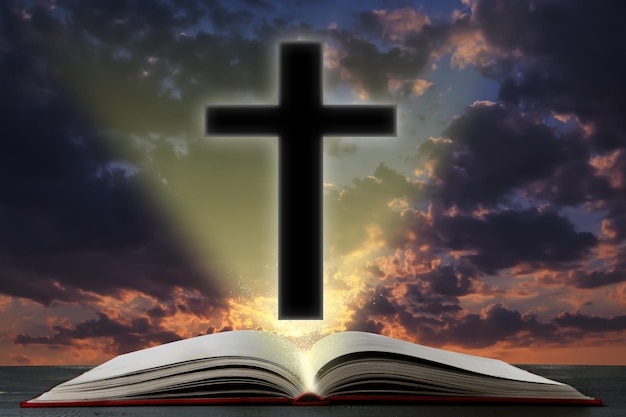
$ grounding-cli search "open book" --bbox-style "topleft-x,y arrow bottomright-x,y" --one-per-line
21,330 -> 601,407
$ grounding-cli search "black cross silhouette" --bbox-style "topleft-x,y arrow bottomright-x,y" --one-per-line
206,42 -> 396,319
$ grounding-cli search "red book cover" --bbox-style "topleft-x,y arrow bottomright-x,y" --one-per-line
21,394 -> 602,408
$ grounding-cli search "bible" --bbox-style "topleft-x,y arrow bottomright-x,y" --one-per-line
21,330 -> 601,407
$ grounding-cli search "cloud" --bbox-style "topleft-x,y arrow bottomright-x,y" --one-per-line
12,285 -> 232,355
387,77 -> 434,98
344,285 -> 399,334
0,269 -> 101,306
417,102 -> 572,209
343,280 -> 566,349
15,311 -> 184,354
145,304 -> 177,320
471,0 -> 626,152
570,262 -> 626,289
356,7 -> 431,43
326,28 -> 431,100
345,256 -> 472,340
427,303 -> 556,349
435,208 -> 597,274
590,149 -> 626,190
325,163 -> 426,256
553,313 -> 626,333
0,207 -> 226,305
0,1 -> 233,306
427,264 -> 474,297
378,204 -> 597,278
382,0 -> 626,215
403,282 -> 464,316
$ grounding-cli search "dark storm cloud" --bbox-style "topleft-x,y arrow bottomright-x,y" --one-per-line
0,214 -> 228,306
429,303 -> 562,349
570,260 -> 626,289
429,304 -> 523,348
15,312 -> 184,355
382,205 -> 596,277
435,208 -> 597,275
0,0 -> 225,305
529,155 -> 614,208
0,266 -> 101,306
405,0 -> 626,210
0,156 -> 225,304
426,264 -> 474,297
553,313 -> 626,333
404,281 -> 463,316
344,282 -> 564,349
404,263 -> 476,313
417,102 -> 580,209
473,0 -> 626,152
346,262 -> 473,334
344,285 -> 395,334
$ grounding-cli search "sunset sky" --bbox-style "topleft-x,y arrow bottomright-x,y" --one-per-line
2,0 -> 626,366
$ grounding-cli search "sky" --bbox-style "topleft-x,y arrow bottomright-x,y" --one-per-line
1,0 -> 626,366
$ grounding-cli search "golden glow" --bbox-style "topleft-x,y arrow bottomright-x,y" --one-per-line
224,230 -> 388,350
226,286 -> 349,351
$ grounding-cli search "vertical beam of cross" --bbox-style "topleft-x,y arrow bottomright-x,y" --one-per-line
206,42 -> 396,319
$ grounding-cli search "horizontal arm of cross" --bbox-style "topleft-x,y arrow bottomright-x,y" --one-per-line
207,105 -> 397,137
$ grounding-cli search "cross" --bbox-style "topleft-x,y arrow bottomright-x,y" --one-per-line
205,42 -> 396,319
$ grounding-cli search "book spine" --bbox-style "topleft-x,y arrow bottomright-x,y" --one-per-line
290,392 -> 330,405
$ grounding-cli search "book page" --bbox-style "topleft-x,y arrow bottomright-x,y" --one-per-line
62,330 -> 303,386
305,332 -> 561,385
